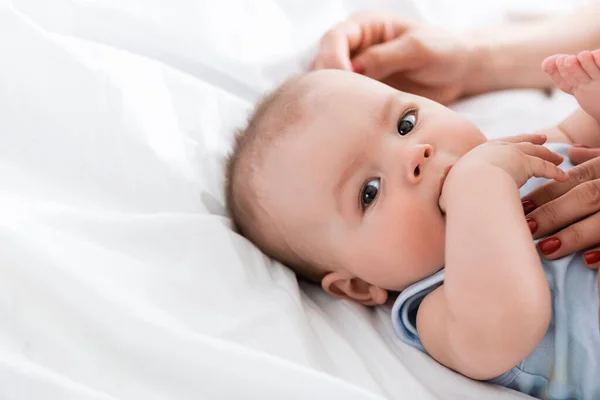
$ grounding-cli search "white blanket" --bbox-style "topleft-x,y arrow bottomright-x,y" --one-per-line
0,0 -> 593,399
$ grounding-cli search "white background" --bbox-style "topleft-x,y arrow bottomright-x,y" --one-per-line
0,0 -> 594,399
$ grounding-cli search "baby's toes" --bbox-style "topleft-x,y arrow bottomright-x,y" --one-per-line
542,54 -> 561,74
565,55 -> 591,84
577,51 -> 600,80
555,55 -> 576,94
544,54 -> 570,92
558,55 -> 589,85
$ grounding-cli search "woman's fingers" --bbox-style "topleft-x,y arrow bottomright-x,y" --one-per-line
528,179 -> 600,239
523,156 -> 600,210
582,247 -> 600,269
537,210 -> 600,259
312,20 -> 359,70
312,12 -> 411,71
568,146 -> 600,165
351,35 -> 421,80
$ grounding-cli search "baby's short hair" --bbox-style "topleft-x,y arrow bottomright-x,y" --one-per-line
224,73 -> 327,283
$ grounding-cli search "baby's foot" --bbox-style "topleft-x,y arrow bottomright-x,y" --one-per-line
542,50 -> 600,122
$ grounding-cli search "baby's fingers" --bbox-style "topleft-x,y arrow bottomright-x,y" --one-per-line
528,156 -> 569,182
517,142 -> 564,166
497,133 -> 548,145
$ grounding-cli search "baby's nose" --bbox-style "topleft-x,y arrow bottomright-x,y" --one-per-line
406,144 -> 432,184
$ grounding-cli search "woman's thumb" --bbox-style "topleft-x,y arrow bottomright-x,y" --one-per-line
351,37 -> 418,80
568,146 -> 600,165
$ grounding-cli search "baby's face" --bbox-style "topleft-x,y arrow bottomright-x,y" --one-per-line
260,70 -> 485,294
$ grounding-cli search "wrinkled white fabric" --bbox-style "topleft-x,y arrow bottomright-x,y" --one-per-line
0,0 -> 594,398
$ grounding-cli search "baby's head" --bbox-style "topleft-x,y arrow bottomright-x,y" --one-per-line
226,70 -> 485,305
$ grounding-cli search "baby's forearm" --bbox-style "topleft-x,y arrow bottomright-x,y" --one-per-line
465,3 -> 600,95
443,167 -> 550,355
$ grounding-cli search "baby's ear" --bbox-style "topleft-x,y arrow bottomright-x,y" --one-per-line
321,271 -> 388,306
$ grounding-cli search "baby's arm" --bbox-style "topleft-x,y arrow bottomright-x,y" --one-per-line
416,138 -> 561,380
417,168 -> 550,380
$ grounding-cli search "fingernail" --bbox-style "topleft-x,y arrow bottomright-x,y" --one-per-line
351,61 -> 365,75
526,217 -> 537,234
573,143 -> 591,148
522,200 -> 536,214
584,251 -> 600,265
538,237 -> 561,255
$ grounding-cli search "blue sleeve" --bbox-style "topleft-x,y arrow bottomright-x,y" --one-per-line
391,269 -> 444,353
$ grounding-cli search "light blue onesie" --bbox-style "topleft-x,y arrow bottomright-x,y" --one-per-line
391,144 -> 600,400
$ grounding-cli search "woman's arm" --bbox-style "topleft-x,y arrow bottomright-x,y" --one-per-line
313,4 -> 600,104
466,2 -> 600,95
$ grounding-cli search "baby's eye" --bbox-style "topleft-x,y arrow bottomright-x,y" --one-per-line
397,111 -> 417,136
361,178 -> 380,209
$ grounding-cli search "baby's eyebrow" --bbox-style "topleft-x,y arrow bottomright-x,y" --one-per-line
379,94 -> 397,126
334,156 -> 362,215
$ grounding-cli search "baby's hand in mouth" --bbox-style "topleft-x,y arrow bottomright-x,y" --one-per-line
438,165 -> 453,216
438,194 -> 446,216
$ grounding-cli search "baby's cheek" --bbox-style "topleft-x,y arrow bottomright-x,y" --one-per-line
442,119 -> 486,152
358,197 -> 445,289
393,203 -> 445,269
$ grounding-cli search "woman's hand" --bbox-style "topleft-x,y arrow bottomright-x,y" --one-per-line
569,145 -> 600,166
523,149 -> 600,269
314,4 -> 600,102
311,11 -> 480,104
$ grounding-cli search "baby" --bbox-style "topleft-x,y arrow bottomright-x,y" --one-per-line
225,50 -> 600,399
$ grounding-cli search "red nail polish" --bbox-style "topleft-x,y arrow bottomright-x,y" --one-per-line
351,61 -> 365,75
573,143 -> 591,148
522,199 -> 536,214
538,237 -> 561,255
526,217 -> 537,234
584,251 -> 600,265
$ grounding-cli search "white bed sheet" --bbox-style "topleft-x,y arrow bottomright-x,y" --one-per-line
0,0 -> 594,399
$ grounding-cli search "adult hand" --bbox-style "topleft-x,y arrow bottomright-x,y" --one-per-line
522,150 -> 600,269
312,11 -> 480,104
569,145 -> 600,166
